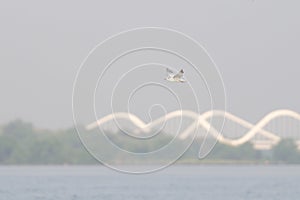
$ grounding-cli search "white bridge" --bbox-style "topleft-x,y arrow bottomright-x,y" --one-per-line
86,109 -> 300,150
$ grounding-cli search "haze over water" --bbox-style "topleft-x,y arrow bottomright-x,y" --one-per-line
1,1 -> 300,199
1,165 -> 299,200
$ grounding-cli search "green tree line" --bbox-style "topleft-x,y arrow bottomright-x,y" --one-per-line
0,120 -> 300,164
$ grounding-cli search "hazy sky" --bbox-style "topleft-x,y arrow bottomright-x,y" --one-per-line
0,1 -> 299,128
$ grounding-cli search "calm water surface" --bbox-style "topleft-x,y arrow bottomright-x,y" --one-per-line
0,165 -> 299,200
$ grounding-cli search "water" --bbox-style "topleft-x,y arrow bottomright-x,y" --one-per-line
0,165 -> 299,200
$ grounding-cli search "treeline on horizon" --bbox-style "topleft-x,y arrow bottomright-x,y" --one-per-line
0,119 -> 300,165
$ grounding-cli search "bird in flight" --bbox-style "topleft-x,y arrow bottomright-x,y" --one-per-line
165,68 -> 186,83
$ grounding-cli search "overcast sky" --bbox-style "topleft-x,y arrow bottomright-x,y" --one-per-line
0,0 -> 299,128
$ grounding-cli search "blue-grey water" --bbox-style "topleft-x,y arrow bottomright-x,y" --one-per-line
0,165 -> 299,200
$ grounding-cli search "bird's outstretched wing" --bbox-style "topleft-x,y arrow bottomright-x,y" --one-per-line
173,69 -> 184,79
166,68 -> 175,75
